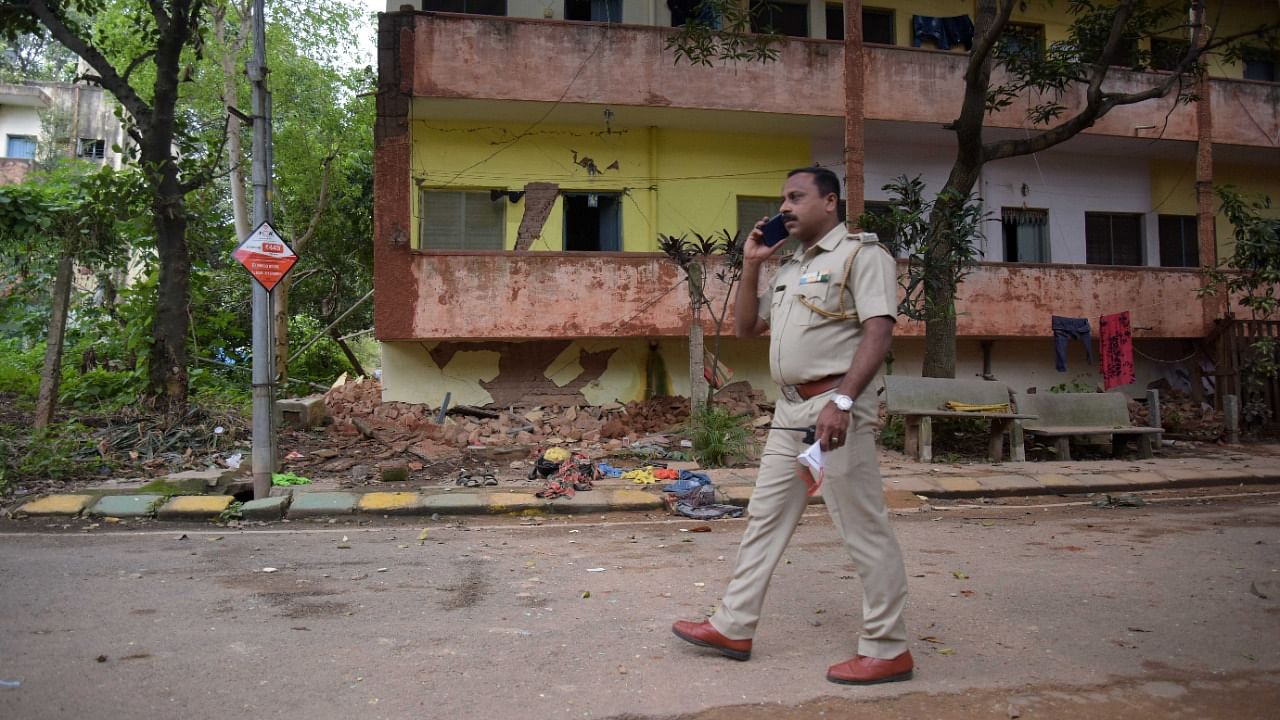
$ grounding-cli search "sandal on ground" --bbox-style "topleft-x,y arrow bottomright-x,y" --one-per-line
482,474 -> 498,486
457,471 -> 481,488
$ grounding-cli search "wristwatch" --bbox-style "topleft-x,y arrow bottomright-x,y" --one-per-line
831,393 -> 854,412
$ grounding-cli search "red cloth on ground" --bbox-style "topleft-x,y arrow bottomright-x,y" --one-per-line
1099,311 -> 1136,390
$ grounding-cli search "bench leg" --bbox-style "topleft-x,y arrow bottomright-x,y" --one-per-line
1054,436 -> 1072,461
1010,421 -> 1026,462
987,420 -> 1008,462
904,417 -> 920,460
1136,434 -> 1154,459
919,416 -> 933,463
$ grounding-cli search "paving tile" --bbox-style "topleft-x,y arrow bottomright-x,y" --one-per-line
931,477 -> 984,495
89,495 -> 165,518
357,492 -> 427,515
974,474 -> 1032,493
241,496 -> 290,520
1033,473 -> 1091,490
287,492 -> 358,518
17,495 -> 94,517
424,492 -> 487,514
608,489 -> 664,511
156,495 -> 234,520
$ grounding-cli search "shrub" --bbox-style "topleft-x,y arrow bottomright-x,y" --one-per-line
686,403 -> 756,468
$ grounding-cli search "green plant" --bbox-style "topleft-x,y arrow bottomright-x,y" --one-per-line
685,404 -> 755,468
271,472 -> 311,486
0,420 -> 101,491
217,501 -> 244,524
878,415 -> 905,452
1048,379 -> 1095,394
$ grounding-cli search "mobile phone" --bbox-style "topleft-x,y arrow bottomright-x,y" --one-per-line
759,213 -> 790,247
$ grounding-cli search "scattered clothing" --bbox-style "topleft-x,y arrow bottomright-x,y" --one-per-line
595,462 -> 624,478
671,483 -> 743,520
535,455 -> 598,499
661,470 -> 711,494
1052,315 -> 1095,371
911,15 -> 975,50
623,467 -> 660,485
943,401 -> 1010,413
1099,311 -> 1136,390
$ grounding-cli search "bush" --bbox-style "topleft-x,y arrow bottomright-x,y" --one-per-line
686,403 -> 756,468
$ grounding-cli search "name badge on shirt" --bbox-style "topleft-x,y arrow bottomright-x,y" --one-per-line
798,271 -> 830,285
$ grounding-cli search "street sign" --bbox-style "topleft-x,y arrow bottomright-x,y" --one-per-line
233,221 -> 297,291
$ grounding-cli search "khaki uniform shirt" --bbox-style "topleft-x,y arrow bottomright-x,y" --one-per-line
759,225 -> 897,429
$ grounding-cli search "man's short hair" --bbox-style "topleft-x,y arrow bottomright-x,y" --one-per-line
787,167 -> 841,200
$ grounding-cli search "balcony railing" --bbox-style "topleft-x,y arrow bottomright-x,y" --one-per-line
394,12 -> 1275,147
379,250 -> 1208,341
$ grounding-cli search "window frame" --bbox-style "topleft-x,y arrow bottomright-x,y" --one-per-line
417,188 -> 507,251
420,0 -> 507,16
77,138 -> 106,160
5,134 -> 37,160
749,0 -> 809,38
1001,207 -> 1050,263
1085,211 -> 1144,266
1157,214 -> 1200,268
1000,22 -> 1046,63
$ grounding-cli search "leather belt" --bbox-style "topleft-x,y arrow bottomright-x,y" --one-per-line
779,374 -> 845,403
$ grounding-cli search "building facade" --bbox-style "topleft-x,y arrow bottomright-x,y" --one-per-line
373,1 -> 1280,409
0,79 -> 127,184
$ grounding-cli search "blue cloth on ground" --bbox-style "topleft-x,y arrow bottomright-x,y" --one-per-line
596,462 -> 624,478
661,470 -> 711,494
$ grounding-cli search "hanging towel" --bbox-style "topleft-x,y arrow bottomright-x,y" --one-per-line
1099,311 -> 1136,390
1051,315 -> 1094,371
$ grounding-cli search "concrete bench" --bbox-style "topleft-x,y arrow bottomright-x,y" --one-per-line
883,376 -> 1036,462
1014,391 -> 1162,460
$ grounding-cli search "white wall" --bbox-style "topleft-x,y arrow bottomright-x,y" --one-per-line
0,105 -> 42,155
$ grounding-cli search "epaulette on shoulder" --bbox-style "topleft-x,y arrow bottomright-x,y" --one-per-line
849,231 -> 881,244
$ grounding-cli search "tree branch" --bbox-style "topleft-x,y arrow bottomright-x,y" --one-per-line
178,115 -> 233,194
121,50 -> 157,84
24,1 -> 153,125
293,151 -> 338,252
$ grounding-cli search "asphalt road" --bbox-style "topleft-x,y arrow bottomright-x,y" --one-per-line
1,490 -> 1278,719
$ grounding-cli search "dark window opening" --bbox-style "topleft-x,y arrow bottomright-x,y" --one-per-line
668,0 -> 718,27
1150,37 -> 1188,71
1158,214 -> 1199,268
565,0 -> 621,23
421,0 -> 507,16
77,138 -> 105,160
1111,37 -> 1140,69
564,192 -> 621,251
1085,212 -> 1143,266
861,201 -> 900,252
862,8 -> 894,44
750,0 -> 808,38
1000,22 -> 1045,63
825,3 -> 842,40
1001,208 -> 1049,263
1243,48 -> 1278,82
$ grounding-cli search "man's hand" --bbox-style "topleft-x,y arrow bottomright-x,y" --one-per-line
815,402 -> 851,452
743,215 -> 789,264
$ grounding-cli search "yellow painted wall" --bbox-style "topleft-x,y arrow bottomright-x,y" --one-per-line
408,120 -> 809,251
1149,158 -> 1280,262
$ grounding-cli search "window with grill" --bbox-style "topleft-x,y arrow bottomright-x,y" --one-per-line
1000,22 -> 1045,62
1158,215 -> 1199,268
1243,47 -> 1278,82
418,190 -> 506,250
1002,208 -> 1050,263
565,0 -> 620,23
1150,37 -> 1188,71
827,6 -> 894,44
78,138 -> 105,160
421,0 -> 506,16
1085,212 -> 1143,266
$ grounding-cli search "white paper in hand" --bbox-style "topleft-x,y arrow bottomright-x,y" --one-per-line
797,441 -> 824,496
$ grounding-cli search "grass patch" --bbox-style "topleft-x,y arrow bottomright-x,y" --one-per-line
685,403 -> 756,468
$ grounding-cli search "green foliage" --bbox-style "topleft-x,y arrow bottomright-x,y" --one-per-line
287,313 -> 350,384
0,421 -> 102,489
217,500 -> 244,524
665,0 -> 783,66
685,403 -> 755,468
271,471 -> 310,486
877,414 -> 904,452
1049,379 -> 1096,394
858,175 -> 986,323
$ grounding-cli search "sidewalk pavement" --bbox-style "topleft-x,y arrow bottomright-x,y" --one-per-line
11,448 -> 1280,523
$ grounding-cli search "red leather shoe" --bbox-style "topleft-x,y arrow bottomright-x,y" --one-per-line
672,619 -> 752,661
826,650 -> 914,685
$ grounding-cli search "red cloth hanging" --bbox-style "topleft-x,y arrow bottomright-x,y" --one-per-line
1099,311 -> 1136,390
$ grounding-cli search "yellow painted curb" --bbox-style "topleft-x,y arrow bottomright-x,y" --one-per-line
487,492 -> 537,513
18,494 -> 94,516
358,492 -> 423,512
159,495 -> 234,516
611,489 -> 659,506
934,477 -> 983,494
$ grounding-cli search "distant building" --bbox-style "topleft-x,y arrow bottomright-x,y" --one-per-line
0,79 -> 127,184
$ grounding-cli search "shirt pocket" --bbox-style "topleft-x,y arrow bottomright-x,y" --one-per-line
793,282 -> 834,326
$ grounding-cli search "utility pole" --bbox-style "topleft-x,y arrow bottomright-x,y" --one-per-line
249,0 -> 276,499
844,0 -> 865,225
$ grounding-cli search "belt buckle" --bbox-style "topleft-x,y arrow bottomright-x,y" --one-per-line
780,385 -> 801,403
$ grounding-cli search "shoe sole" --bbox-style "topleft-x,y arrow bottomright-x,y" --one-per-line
826,669 -> 913,686
671,627 -> 751,661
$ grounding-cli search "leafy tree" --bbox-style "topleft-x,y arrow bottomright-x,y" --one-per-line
0,164 -> 143,426
1,0 -> 219,413
0,25 -> 77,81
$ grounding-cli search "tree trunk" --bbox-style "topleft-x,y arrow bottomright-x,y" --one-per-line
34,255 -> 73,429
843,0 -> 865,226
920,158 -> 984,378
273,279 -> 290,384
688,263 -> 708,409
215,2 -> 252,243
145,145 -> 192,414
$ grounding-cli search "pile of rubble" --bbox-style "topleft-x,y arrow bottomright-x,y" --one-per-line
323,377 -> 771,452
1128,390 -> 1225,441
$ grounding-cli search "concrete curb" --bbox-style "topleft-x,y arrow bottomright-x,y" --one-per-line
12,465 -> 1280,521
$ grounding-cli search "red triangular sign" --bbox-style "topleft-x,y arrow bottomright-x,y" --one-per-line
233,221 -> 297,291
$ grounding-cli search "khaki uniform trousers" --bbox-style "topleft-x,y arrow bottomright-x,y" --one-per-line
709,390 -> 909,659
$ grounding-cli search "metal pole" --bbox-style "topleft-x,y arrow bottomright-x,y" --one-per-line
249,0 -> 276,500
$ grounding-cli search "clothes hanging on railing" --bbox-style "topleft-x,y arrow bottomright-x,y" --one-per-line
1100,311 -> 1136,390
1052,315 -> 1094,371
